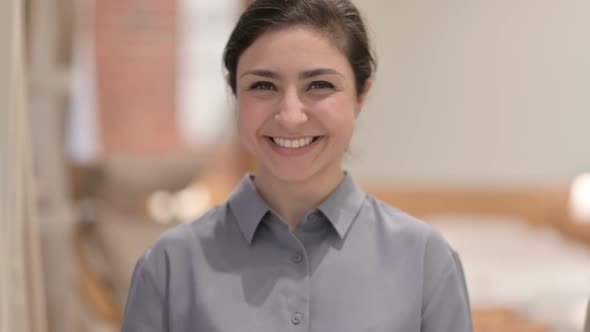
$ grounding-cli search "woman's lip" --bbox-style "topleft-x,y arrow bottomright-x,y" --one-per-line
264,135 -> 322,146
264,135 -> 321,139
265,135 -> 323,156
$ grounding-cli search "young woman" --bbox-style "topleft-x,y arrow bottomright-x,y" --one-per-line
121,0 -> 473,331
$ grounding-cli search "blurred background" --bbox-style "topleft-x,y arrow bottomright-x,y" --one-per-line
1,0 -> 590,331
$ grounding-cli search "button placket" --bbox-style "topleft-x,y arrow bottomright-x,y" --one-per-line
291,252 -> 303,264
284,239 -> 309,330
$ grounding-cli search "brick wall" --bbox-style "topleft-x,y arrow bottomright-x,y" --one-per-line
94,0 -> 186,157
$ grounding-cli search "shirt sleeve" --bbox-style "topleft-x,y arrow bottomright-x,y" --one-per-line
120,254 -> 168,332
421,231 -> 474,332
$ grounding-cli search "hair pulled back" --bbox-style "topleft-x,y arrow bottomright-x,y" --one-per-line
223,0 -> 376,97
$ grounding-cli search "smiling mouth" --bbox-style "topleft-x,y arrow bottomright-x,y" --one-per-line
265,136 -> 321,149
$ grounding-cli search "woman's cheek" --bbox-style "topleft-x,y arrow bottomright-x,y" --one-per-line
316,98 -> 355,123
239,95 -> 269,114
237,101 -> 266,139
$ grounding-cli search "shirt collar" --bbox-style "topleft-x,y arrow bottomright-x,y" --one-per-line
228,172 -> 366,244
227,174 -> 269,244
316,172 -> 366,239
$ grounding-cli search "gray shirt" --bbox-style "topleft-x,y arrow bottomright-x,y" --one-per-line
121,173 -> 473,332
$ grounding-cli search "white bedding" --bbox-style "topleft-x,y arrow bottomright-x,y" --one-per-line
426,215 -> 590,332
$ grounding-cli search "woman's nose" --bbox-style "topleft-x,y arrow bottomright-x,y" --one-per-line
274,88 -> 308,128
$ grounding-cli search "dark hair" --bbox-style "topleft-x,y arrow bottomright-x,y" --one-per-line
223,0 -> 376,97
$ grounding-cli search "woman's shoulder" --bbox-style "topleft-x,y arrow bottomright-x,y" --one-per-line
363,193 -> 435,233
363,193 -> 454,257
138,204 -> 228,264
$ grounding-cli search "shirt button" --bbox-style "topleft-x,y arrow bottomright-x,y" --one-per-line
308,212 -> 322,223
291,252 -> 303,264
291,312 -> 303,325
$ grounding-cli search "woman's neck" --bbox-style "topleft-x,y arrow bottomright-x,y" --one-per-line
253,167 -> 345,231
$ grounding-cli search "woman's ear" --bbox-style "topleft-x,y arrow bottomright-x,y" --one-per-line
355,79 -> 373,116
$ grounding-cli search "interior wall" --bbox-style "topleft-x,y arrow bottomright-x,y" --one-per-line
0,0 -> 10,107
348,0 -> 590,186
1,0 -> 48,331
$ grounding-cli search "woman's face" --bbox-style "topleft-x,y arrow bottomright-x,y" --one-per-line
235,26 -> 369,184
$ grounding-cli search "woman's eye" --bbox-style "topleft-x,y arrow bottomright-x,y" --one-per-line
250,81 -> 276,91
308,81 -> 334,90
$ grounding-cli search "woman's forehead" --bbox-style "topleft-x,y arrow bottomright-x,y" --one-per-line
236,27 -> 352,77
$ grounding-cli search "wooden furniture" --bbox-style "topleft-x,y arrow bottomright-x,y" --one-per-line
364,185 -> 569,227
472,308 -> 551,332
366,183 -> 590,248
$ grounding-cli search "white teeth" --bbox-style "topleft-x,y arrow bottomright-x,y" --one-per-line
271,136 -> 316,149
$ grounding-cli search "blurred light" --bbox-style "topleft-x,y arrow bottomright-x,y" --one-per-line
147,184 -> 211,224
148,190 -> 174,224
569,173 -> 590,224
173,184 -> 211,222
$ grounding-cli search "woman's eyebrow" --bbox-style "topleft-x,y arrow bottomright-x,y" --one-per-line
239,69 -> 280,79
299,68 -> 343,79
239,68 -> 343,80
